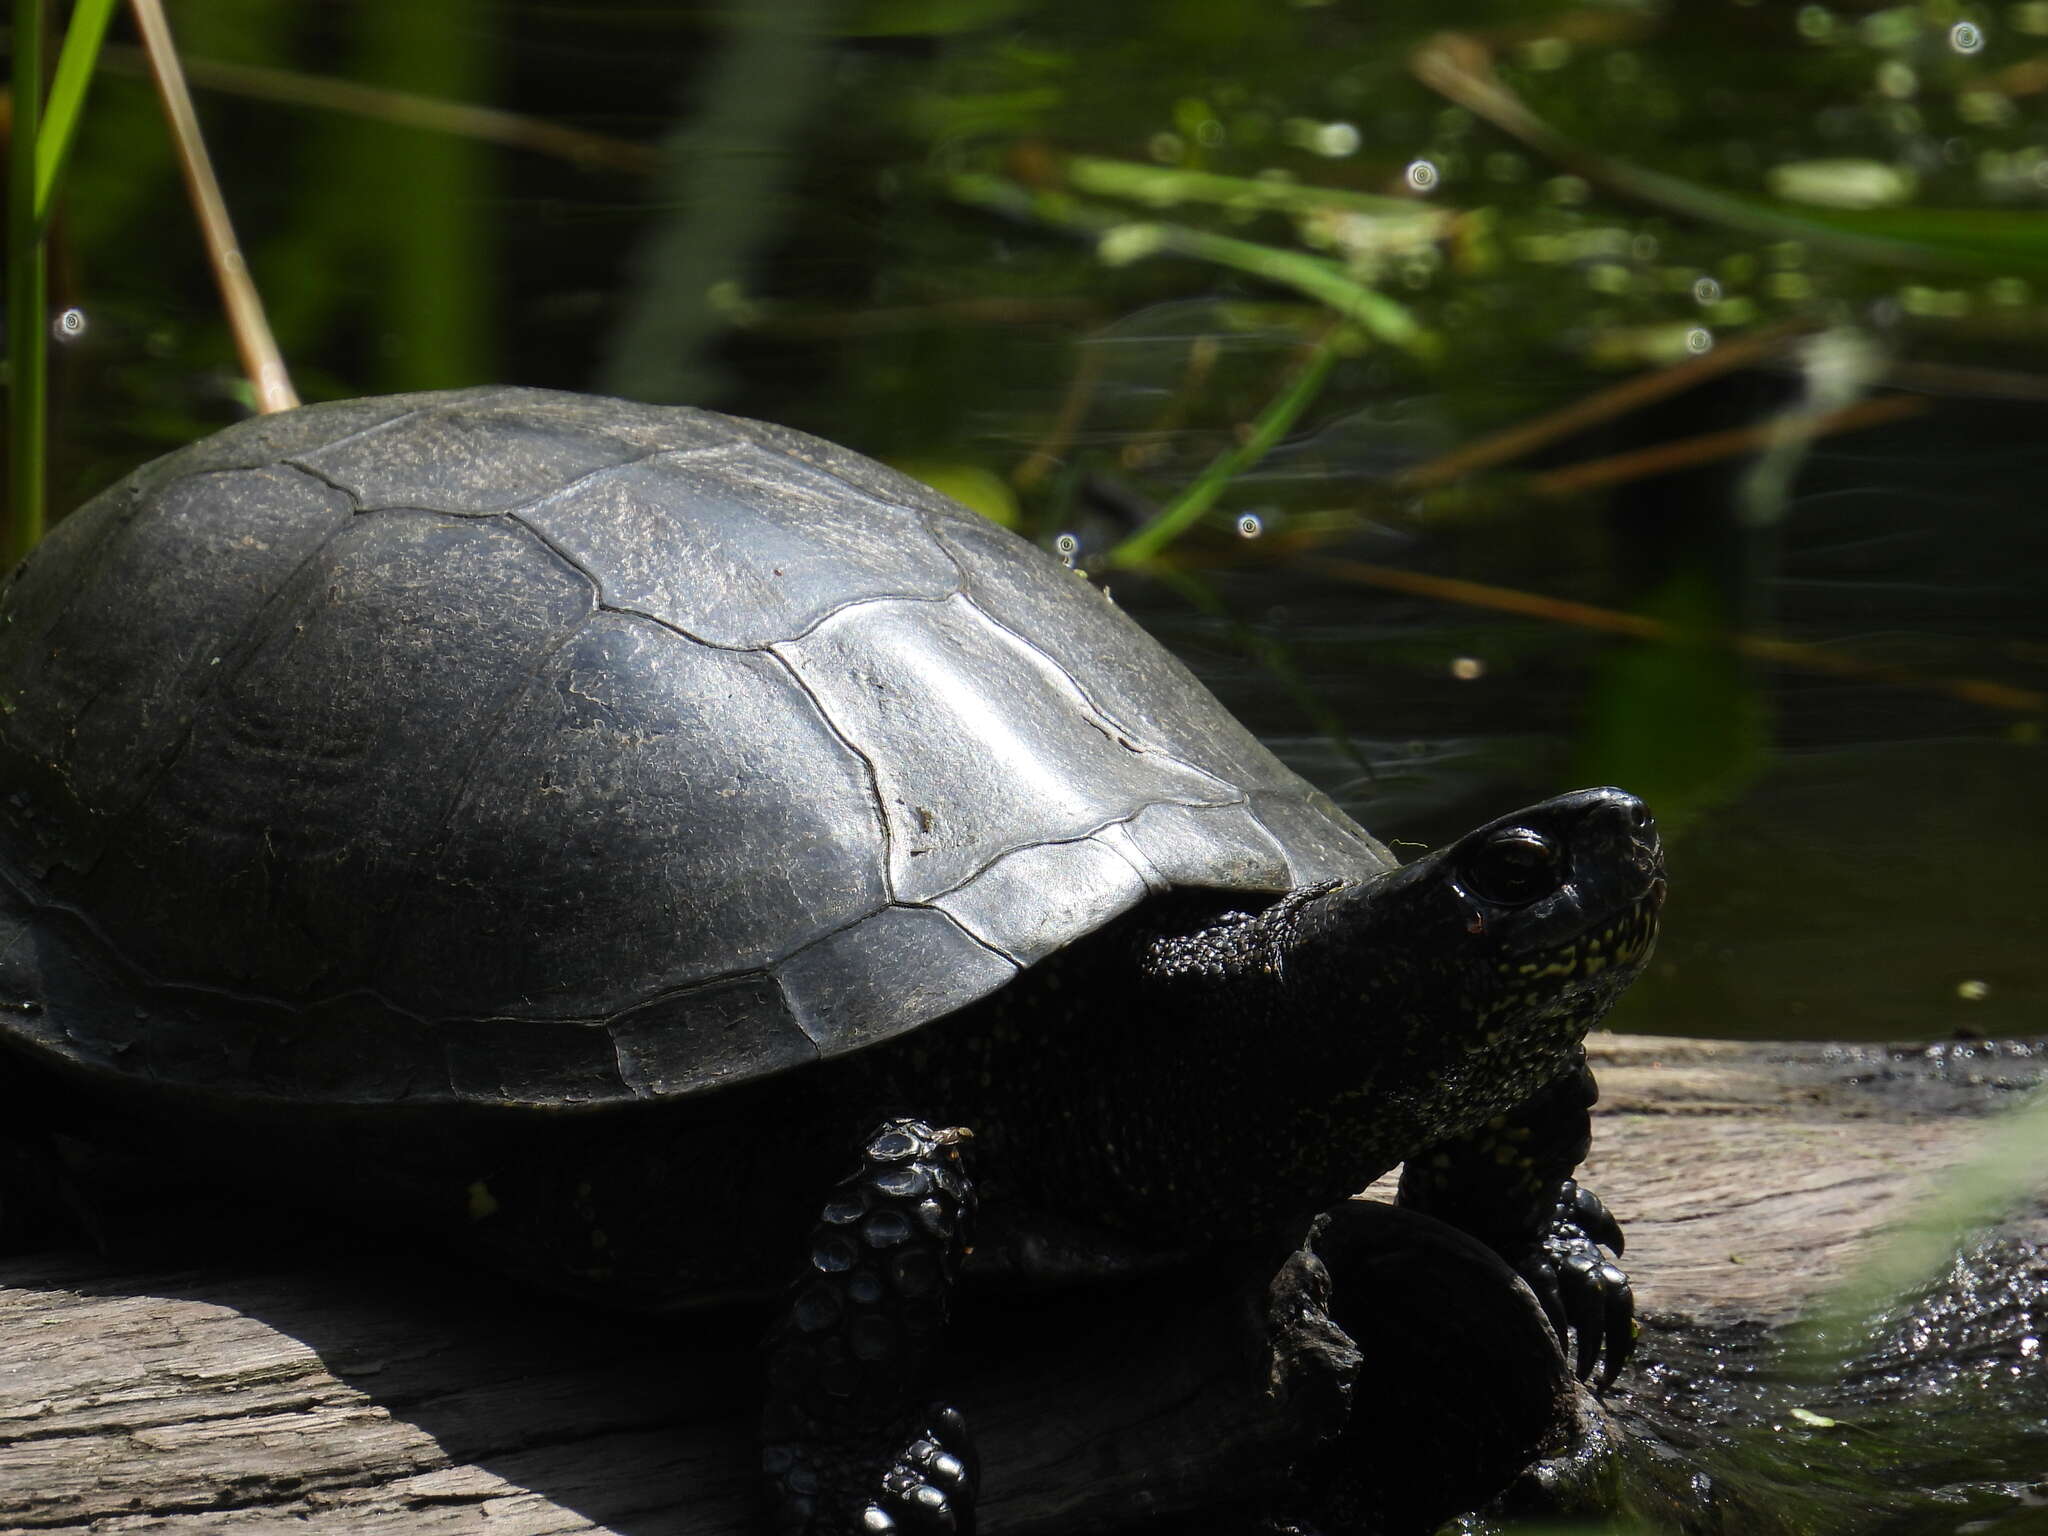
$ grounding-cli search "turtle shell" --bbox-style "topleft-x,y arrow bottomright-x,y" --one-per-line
0,388 -> 1391,1109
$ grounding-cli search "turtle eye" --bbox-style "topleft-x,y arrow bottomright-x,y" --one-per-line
1462,828 -> 1560,906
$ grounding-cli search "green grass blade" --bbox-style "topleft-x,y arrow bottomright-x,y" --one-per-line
1099,223 -> 1433,357
1064,153 -> 1454,229
1411,34 -> 2048,281
1563,152 -> 2048,279
1107,332 -> 1341,568
947,173 -> 1435,358
33,0 -> 119,228
8,0 -> 49,565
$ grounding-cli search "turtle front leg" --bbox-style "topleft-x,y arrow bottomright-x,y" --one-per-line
1395,1049 -> 1634,1385
762,1118 -> 979,1535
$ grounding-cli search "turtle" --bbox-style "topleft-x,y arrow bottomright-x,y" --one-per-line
0,387 -> 1663,1534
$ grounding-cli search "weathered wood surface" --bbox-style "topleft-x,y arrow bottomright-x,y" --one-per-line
1,1032 -> 2042,1534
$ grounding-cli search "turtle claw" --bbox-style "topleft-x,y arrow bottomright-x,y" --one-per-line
906,1406 -> 976,1502
1567,1181 -> 1625,1256
1513,1179 -> 1635,1387
823,1409 -> 966,1536
1598,1264 -> 1637,1388
870,1405 -> 976,1536
763,1404 -> 976,1536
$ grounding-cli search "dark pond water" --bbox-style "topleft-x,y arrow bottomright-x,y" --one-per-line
22,0 -> 2048,1529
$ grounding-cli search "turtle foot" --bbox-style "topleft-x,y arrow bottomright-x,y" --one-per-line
763,1404 -> 976,1536
1511,1179 -> 1634,1386
763,1119 -> 977,1534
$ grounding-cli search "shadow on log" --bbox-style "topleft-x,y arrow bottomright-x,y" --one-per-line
1,1033 -> 2043,1534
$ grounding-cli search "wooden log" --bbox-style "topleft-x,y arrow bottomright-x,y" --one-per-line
0,1033 -> 2041,1534
1558,1033 -> 2048,1328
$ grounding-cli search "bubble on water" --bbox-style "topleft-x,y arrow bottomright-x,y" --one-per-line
1405,158 -> 1439,192
1236,513 -> 1263,539
1950,21 -> 1984,53
1693,276 -> 1722,305
52,307 -> 87,342
1686,327 -> 1714,354
1054,532 -> 1080,568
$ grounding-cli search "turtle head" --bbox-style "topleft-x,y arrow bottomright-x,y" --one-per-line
1306,787 -> 1664,1113
1422,785 -> 1663,1018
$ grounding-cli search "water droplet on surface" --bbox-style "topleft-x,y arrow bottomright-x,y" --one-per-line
1054,532 -> 1080,568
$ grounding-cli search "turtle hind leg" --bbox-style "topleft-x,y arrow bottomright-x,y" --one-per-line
762,1117 -> 979,1536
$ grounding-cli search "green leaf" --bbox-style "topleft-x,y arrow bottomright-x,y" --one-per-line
33,0 -> 120,227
